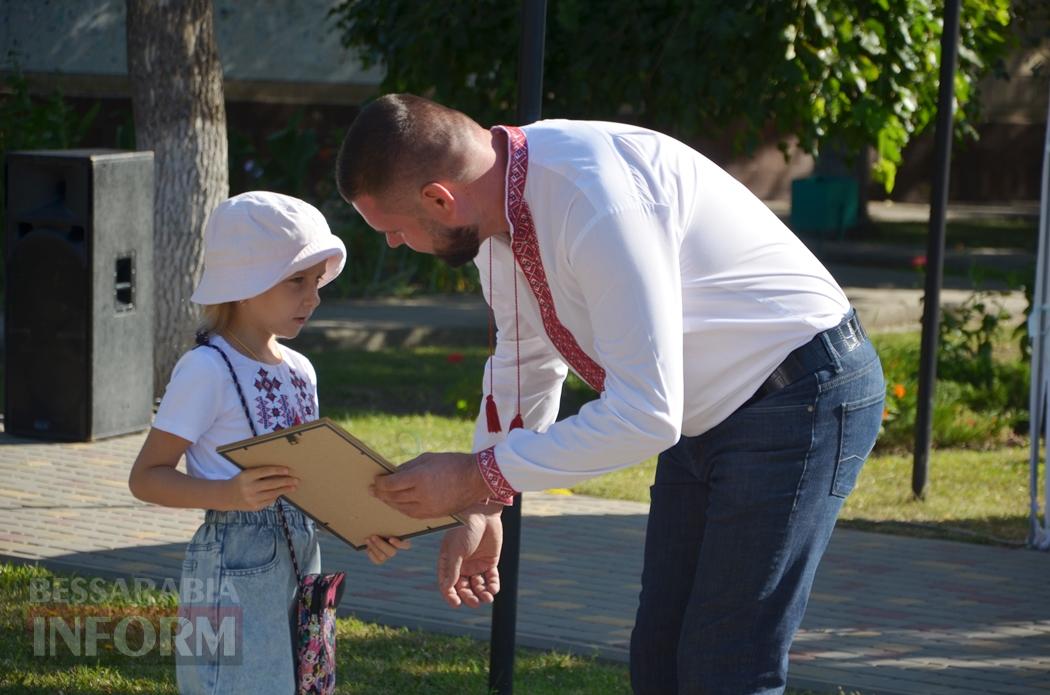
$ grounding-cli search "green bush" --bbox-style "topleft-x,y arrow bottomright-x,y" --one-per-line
0,64 -> 99,300
0,69 -> 98,156
226,111 -> 480,298
322,204 -> 481,297
332,0 -> 1014,194
875,289 -> 1030,451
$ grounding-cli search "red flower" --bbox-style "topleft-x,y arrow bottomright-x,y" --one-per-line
446,353 -> 464,364
911,255 -> 927,269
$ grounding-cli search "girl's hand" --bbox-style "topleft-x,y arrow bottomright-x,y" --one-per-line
221,466 -> 299,511
365,536 -> 412,565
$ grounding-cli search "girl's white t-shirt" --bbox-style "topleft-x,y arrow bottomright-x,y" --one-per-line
152,335 -> 320,480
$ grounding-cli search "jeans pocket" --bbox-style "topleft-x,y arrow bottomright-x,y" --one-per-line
185,521 -> 220,553
832,392 -> 885,498
221,525 -> 280,576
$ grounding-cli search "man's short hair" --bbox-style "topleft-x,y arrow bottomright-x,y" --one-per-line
335,93 -> 480,203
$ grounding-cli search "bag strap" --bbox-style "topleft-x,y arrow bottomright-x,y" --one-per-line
196,333 -> 303,583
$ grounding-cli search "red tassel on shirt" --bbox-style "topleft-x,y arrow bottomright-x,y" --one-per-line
485,242 -> 502,434
483,153 -> 526,437
485,394 -> 502,433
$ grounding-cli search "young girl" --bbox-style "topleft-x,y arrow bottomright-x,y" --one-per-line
129,191 -> 409,694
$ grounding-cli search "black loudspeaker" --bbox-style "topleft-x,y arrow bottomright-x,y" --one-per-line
4,150 -> 154,441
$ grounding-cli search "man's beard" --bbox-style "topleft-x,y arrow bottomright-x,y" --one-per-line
431,223 -> 482,268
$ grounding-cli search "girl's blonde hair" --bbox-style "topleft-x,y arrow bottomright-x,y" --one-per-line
198,302 -> 237,336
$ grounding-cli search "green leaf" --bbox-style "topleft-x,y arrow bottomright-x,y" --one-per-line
329,0 -> 1015,196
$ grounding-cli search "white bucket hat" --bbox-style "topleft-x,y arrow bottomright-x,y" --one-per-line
191,191 -> 347,304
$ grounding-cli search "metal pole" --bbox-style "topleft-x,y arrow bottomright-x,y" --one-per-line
1029,92 -> 1050,548
913,0 -> 961,498
489,1 -> 546,693
488,494 -> 522,694
516,0 -> 547,124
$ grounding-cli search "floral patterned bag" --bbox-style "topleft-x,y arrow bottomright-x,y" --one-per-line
294,572 -> 346,693
276,501 -> 346,694
198,335 -> 347,694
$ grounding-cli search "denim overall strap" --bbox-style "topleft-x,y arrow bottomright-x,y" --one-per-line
195,333 -> 303,583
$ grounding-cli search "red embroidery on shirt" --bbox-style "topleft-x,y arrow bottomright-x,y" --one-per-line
476,446 -> 516,503
500,125 -> 607,393
253,366 -> 314,432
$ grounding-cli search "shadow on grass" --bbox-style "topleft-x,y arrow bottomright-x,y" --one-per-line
837,515 -> 1031,547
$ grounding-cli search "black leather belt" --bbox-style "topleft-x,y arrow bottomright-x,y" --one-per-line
747,311 -> 867,404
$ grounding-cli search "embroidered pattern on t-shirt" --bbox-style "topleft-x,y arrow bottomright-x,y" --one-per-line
253,367 -> 313,431
290,369 -> 315,421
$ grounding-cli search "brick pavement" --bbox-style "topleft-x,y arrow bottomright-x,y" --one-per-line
2,429 -> 1048,694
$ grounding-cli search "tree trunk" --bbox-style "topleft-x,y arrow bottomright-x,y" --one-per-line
126,0 -> 228,395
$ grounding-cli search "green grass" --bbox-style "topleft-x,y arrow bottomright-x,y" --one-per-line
0,563 -> 641,695
339,413 -> 475,461
308,345 -> 596,422
836,447 -> 1042,545
324,404 -> 1047,548
852,218 -> 1038,251
797,218 -> 1038,281
308,346 -> 490,418
0,563 -> 180,694
0,563 -> 847,694
302,333 -> 1040,547
309,326 -> 1031,455
4,623 -> 630,694
570,446 -> 1042,546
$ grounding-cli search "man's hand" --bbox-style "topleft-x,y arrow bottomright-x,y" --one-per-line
372,452 -> 491,518
438,507 -> 503,608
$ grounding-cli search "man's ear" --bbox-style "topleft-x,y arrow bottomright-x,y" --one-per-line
420,182 -> 457,220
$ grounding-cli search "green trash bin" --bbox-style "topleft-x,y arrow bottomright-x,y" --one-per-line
790,175 -> 858,239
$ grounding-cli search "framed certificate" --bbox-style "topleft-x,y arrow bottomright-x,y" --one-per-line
217,417 -> 462,550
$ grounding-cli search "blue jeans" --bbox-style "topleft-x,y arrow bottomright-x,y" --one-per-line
176,501 -> 320,695
630,313 -> 884,694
